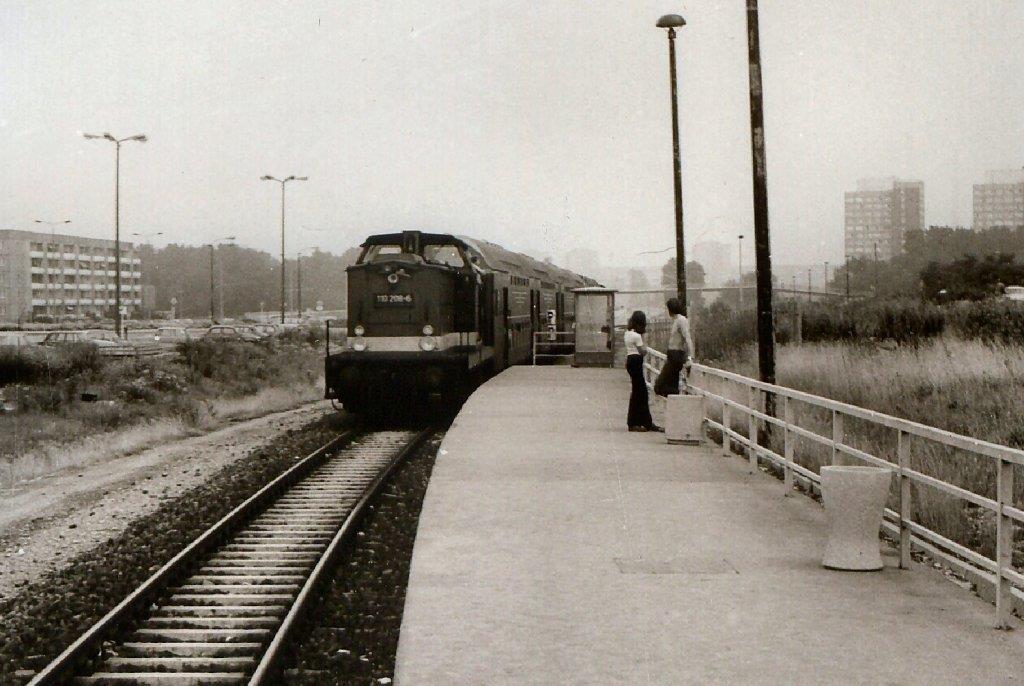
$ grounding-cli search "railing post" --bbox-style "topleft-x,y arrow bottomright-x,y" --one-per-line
783,395 -> 793,496
897,429 -> 912,570
747,385 -> 758,474
722,381 -> 732,457
996,456 -> 1015,629
831,410 -> 845,466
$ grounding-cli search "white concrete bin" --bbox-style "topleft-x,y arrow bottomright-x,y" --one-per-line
666,394 -> 705,445
820,465 -> 893,571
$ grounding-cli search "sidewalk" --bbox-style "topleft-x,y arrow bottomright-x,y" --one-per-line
396,367 -> 1024,685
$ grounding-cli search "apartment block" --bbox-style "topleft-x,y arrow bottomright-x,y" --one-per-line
844,177 -> 924,261
973,169 -> 1024,231
0,229 -> 143,323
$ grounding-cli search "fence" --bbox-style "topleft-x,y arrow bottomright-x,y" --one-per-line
642,348 -> 1023,628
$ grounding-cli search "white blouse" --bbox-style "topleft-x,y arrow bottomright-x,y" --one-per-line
624,329 -> 644,356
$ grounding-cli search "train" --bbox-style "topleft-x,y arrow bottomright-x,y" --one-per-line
324,231 -> 599,414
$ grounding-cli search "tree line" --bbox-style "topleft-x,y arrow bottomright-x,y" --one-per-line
139,243 -> 361,318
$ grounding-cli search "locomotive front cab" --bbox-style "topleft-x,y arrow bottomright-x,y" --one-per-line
326,231 -> 487,413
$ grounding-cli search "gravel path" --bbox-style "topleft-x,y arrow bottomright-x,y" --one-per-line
0,401 -> 332,601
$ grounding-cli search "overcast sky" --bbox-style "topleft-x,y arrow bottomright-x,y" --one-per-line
2,1 -> 1022,272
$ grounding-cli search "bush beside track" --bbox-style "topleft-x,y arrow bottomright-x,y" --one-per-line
1,337 -> 323,462
280,433 -> 441,686
0,411 -> 351,684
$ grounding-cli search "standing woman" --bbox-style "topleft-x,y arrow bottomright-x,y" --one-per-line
624,310 -> 660,432
654,297 -> 694,397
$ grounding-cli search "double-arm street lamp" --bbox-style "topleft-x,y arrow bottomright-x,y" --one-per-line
260,175 -> 307,323
656,13 -> 687,314
83,132 -> 147,336
34,219 -> 71,318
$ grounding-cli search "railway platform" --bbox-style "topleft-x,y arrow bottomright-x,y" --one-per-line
396,366 -> 1024,685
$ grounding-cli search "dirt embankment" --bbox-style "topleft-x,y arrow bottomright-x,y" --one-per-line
0,401 -> 332,601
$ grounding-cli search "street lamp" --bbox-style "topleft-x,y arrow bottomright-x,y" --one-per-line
737,234 -> 745,308
261,175 -> 308,324
656,13 -> 687,314
131,231 -> 163,245
207,236 -> 236,323
83,132 -> 147,336
295,247 -> 318,317
824,260 -> 830,293
33,219 -> 71,319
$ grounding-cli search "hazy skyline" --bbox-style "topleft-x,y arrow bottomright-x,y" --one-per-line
2,1 -> 1022,273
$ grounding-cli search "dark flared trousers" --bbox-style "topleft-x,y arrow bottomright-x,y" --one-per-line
626,353 -> 654,429
654,349 -> 687,397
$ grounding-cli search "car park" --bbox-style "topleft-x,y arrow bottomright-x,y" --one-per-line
153,326 -> 190,345
38,330 -> 137,357
202,325 -> 261,342
0,332 -> 31,349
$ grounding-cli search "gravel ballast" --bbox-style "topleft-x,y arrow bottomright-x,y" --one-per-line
0,410 -> 351,683
279,432 -> 442,686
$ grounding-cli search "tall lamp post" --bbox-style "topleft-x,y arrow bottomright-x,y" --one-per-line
83,132 -> 147,337
34,219 -> 71,319
131,231 -> 163,246
656,13 -> 688,313
737,234 -> 745,308
207,236 -> 236,323
260,175 -> 308,324
295,247 -> 318,317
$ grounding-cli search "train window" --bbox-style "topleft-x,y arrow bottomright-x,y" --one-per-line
423,244 -> 465,267
360,245 -> 403,263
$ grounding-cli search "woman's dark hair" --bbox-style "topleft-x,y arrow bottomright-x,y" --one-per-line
627,310 -> 647,335
666,297 -> 684,316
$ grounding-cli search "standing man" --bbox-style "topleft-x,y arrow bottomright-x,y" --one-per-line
654,297 -> 694,396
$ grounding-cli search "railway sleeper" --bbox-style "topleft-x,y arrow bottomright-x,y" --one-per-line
174,584 -> 301,594
98,656 -> 256,672
166,593 -> 295,606
144,617 -> 281,629
130,628 -> 272,643
72,673 -> 247,685
117,642 -> 263,658
153,605 -> 288,618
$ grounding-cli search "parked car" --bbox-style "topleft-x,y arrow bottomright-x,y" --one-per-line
203,325 -> 261,342
0,332 -> 31,349
153,326 -> 191,345
38,330 -> 136,356
250,323 -> 279,338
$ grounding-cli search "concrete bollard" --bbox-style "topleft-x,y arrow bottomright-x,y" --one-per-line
820,465 -> 893,571
666,394 -> 705,445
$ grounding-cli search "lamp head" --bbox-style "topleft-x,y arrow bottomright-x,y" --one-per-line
127,134 -> 147,142
260,175 -> 275,181
656,14 -> 686,28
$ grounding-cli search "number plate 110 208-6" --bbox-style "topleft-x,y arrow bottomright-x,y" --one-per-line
374,293 -> 414,305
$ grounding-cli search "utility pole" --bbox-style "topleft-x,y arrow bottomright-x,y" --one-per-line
807,268 -> 812,303
261,175 -> 308,323
845,257 -> 851,301
873,241 -> 880,297
738,234 -> 745,308
208,245 -> 215,323
657,14 -> 688,314
744,0 -> 775,386
83,132 -> 147,336
296,254 -> 302,316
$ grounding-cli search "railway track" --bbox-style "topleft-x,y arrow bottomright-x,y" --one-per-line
26,429 -> 431,686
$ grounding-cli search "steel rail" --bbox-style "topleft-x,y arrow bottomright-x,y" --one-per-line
249,428 -> 431,685
27,430 -> 358,686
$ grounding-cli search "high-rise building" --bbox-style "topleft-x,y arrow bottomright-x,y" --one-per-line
0,229 -> 143,324
692,240 -> 730,286
973,169 -> 1024,231
843,177 -> 924,261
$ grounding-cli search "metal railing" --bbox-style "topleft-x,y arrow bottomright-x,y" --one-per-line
643,348 -> 1023,628
532,331 -> 575,365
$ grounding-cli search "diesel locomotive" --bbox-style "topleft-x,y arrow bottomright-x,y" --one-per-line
324,231 -> 598,413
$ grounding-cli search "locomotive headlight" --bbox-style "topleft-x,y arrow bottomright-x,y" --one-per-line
422,324 -> 434,336
387,273 -> 400,284
352,337 -> 367,352
419,336 -> 437,351
353,324 -> 365,336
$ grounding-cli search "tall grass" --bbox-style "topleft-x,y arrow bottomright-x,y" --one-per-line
708,338 -> 1024,565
